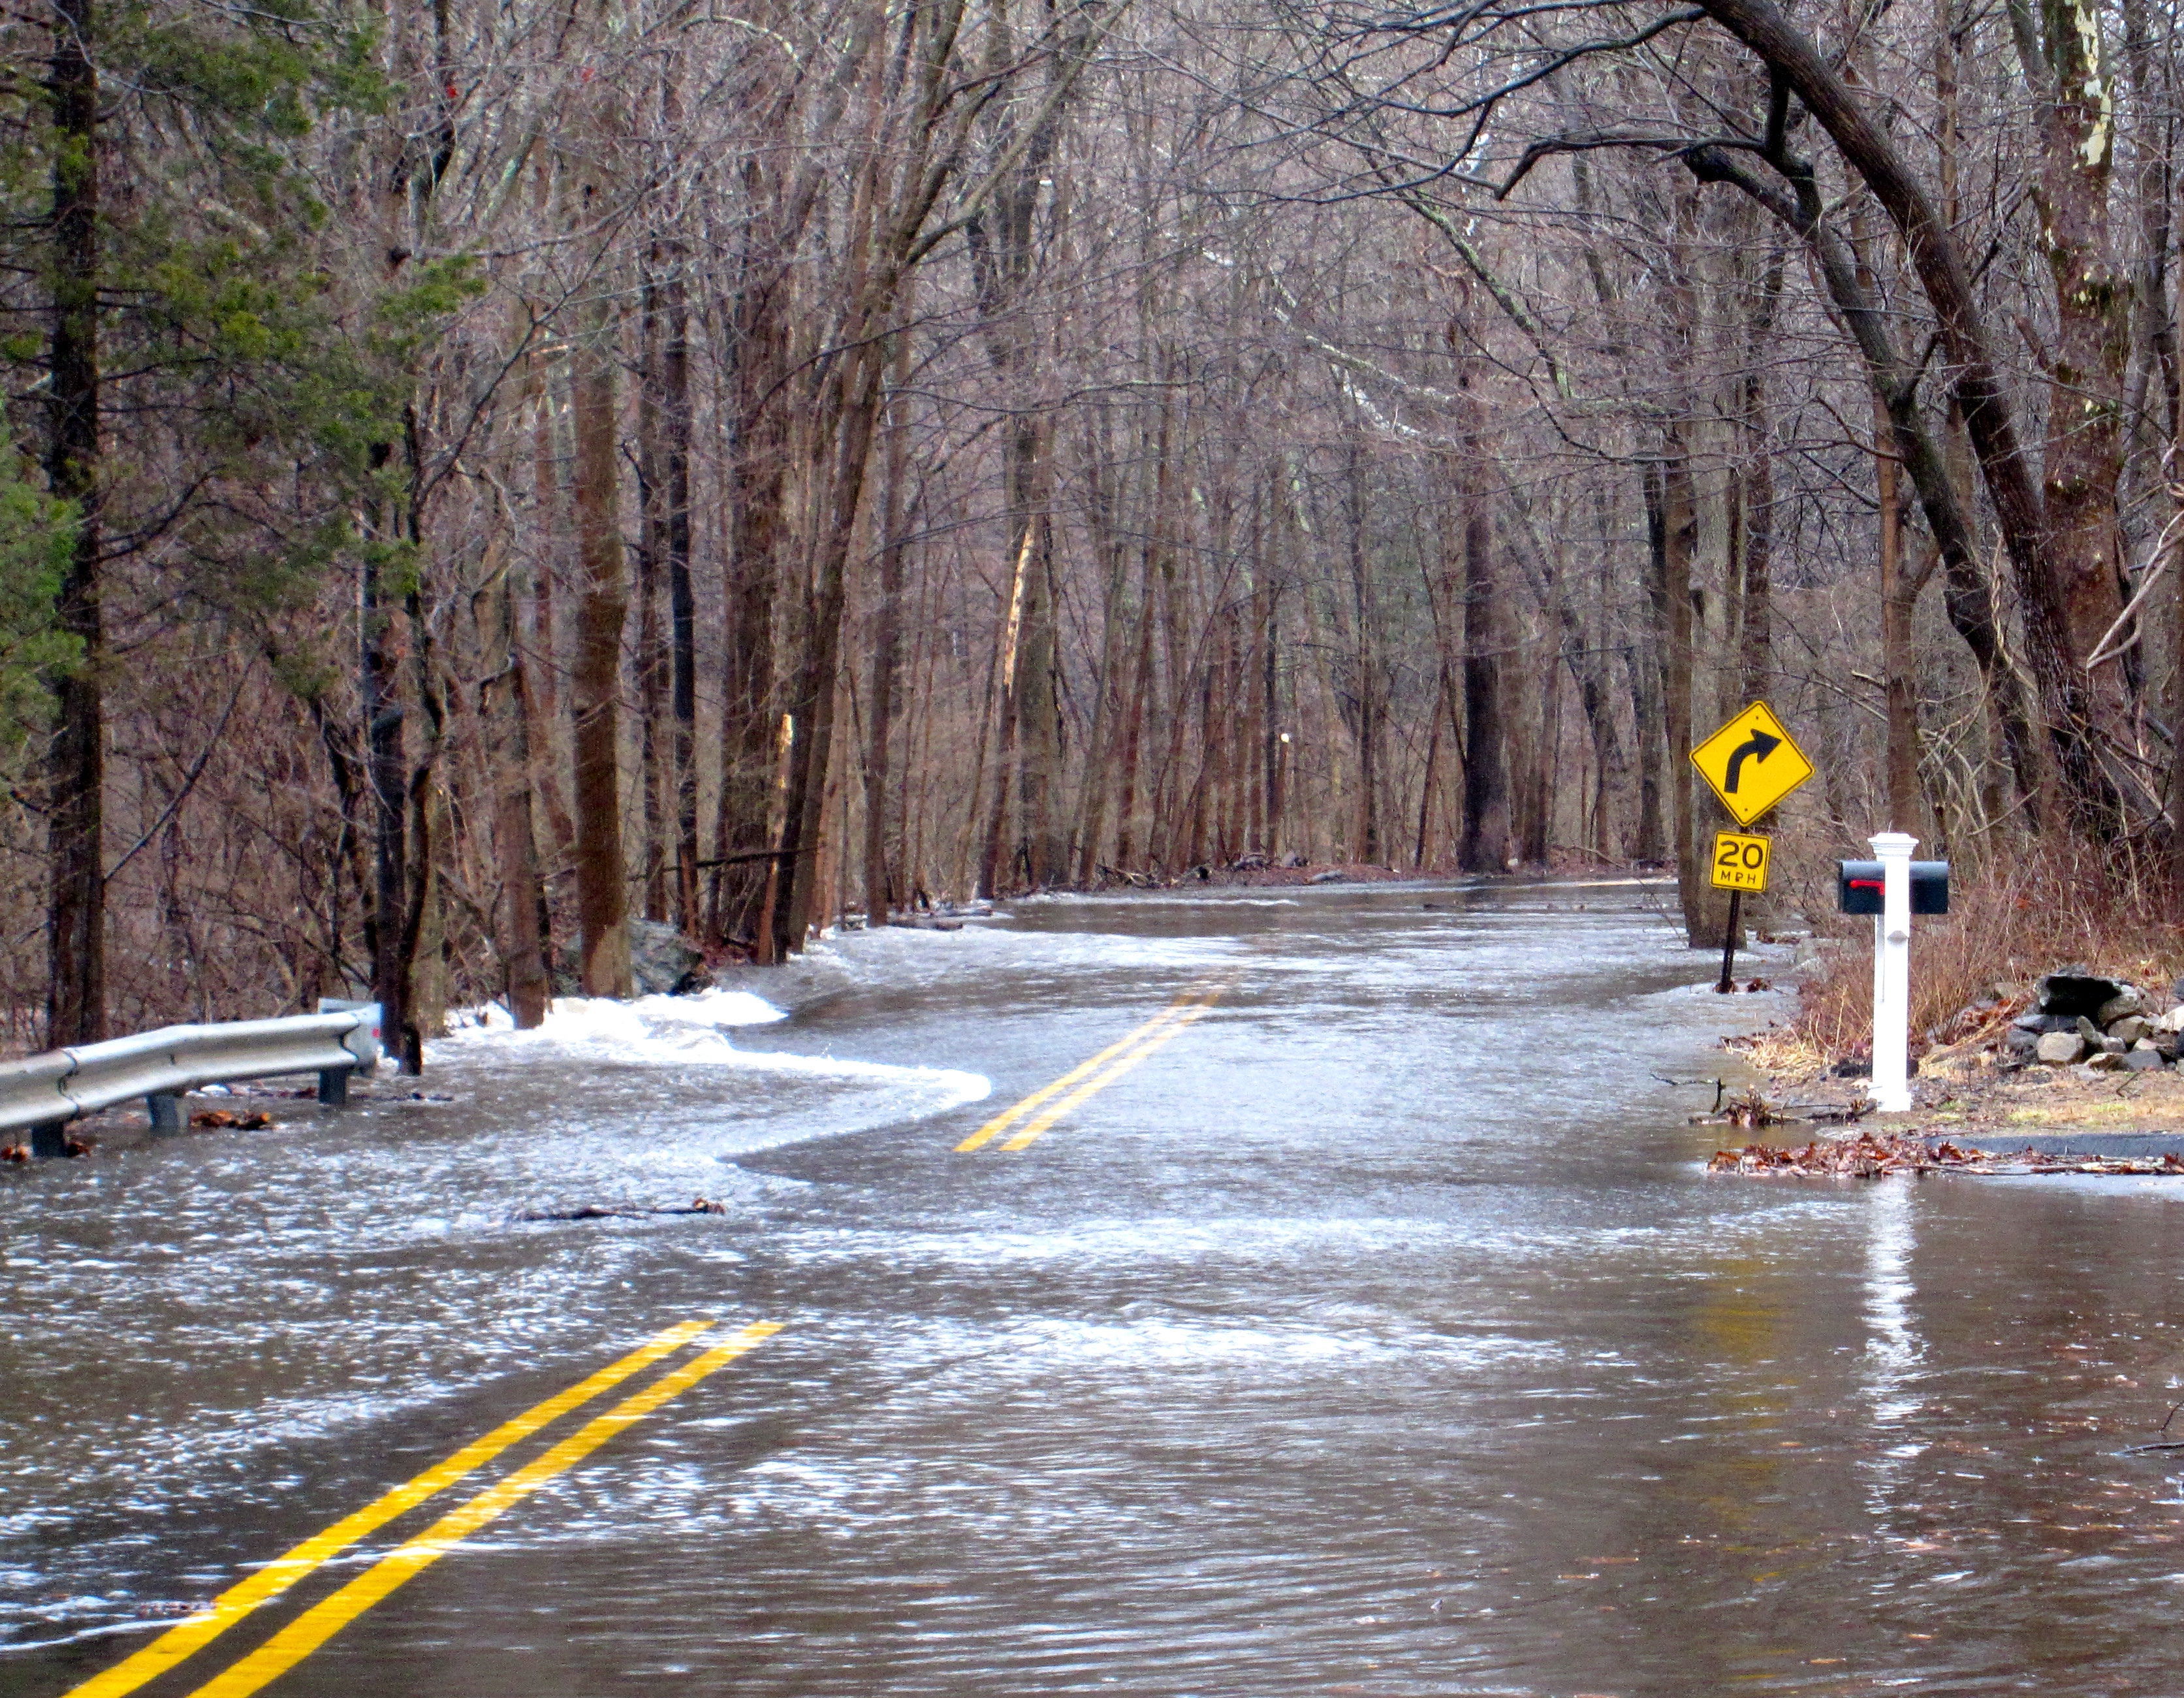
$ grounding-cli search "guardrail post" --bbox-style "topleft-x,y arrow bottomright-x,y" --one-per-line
146,1093 -> 180,1132
29,1122 -> 67,1159
316,1066 -> 351,1106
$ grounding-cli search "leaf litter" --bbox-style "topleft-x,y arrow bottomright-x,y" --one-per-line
1709,1130 -> 2184,1177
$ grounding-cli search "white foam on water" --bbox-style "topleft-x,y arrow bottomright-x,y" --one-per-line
432,989 -> 990,1132
452,987 -> 789,1036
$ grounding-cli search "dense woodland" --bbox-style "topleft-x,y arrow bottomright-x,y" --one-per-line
3,0 -> 2181,1061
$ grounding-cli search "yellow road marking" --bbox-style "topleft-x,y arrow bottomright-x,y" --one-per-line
1000,989 -> 1222,1152
954,995 -> 1198,1151
64,1318 -> 718,1698
182,1322 -> 783,1698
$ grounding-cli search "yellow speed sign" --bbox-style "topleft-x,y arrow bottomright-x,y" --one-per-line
1711,831 -> 1770,893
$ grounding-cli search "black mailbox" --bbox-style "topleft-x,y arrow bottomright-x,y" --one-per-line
1837,859 -> 1950,916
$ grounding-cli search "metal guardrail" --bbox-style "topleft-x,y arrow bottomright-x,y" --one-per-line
0,1006 -> 381,1158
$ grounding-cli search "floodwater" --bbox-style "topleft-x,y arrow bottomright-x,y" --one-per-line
7,880 -> 2184,1696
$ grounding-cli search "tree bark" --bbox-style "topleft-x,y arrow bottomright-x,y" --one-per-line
44,0 -> 104,1047
636,266 -> 671,923
489,564 -> 549,1028
713,254 -> 787,949
1456,383 -> 1510,872
774,338 -> 887,957
362,495 -> 408,1062
2014,0 -> 2132,756
569,287 -> 632,998
863,328 -> 912,924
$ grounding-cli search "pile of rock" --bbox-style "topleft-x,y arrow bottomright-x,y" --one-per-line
2002,973 -> 2184,1072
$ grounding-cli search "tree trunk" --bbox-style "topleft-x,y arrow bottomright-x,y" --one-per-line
774,339 -> 887,958
1457,398 -> 1510,873
713,272 -> 786,948
489,564 -> 549,1028
635,267 -> 670,923
1345,437 -> 1386,863
569,291 -> 632,999
1739,253 -> 1781,705
1633,470 -> 1670,862
1015,493 -> 1066,884
1878,410 -> 1920,832
1658,447 -> 1704,941
1111,567 -> 1154,872
863,330 -> 911,925
977,519 -> 1032,897
44,0 -> 103,1048
2016,0 -> 2132,770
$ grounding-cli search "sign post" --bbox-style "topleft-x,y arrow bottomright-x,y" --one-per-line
1690,703 -> 1813,993
1868,831 -> 1917,1112
1708,831 -> 1772,993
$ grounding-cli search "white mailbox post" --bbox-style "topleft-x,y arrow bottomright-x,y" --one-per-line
1869,831 -> 1917,1112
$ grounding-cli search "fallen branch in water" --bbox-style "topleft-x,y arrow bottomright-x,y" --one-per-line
1689,1089 -> 1796,1129
518,1197 -> 729,1222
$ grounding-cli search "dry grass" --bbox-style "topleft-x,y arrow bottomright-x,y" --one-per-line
1728,1025 -> 1839,1079
1789,841 -> 2184,1061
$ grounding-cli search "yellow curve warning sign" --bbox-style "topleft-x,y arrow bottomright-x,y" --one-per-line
1711,830 -> 1770,893
1690,701 -> 1813,826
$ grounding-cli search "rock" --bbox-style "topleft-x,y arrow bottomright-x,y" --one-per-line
2010,1010 -> 2046,1031
2004,1026 -> 2040,1056
2110,1015 -> 2151,1044
2127,1048 -> 2168,1072
2088,1050 -> 2129,1071
1280,852 -> 1307,869
2159,1006 -> 2184,1034
2038,972 -> 2130,1019
1307,869 -> 1347,884
1994,980 -> 2031,1002
2098,988 -> 2147,1025
2076,1015 -> 2106,1048
627,918 -> 707,997
2036,1031 -> 2087,1065
1232,852 -> 1269,871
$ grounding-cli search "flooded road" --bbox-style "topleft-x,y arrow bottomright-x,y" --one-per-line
10,880 -> 2184,1696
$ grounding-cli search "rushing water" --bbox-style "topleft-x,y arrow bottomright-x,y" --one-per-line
8,879 -> 2184,1696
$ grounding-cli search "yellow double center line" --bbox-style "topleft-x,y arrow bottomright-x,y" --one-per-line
69,1319 -> 781,1698
956,985 -> 1225,1154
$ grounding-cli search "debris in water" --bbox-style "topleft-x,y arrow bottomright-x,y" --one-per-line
191,1110 -> 274,1130
1690,1089 -> 1793,1130
1709,1132 -> 2184,1177
518,1196 -> 729,1223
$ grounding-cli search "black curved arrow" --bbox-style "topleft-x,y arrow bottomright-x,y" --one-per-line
1722,729 -> 1780,793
